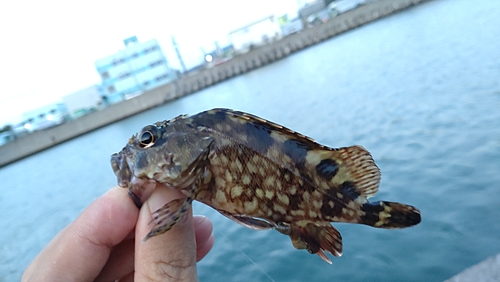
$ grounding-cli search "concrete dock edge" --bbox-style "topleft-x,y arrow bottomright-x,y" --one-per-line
445,254 -> 500,282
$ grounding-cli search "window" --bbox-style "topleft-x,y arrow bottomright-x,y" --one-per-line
101,71 -> 110,80
156,74 -> 169,81
119,72 -> 131,79
112,58 -> 124,66
107,85 -> 116,93
149,60 -> 163,67
143,46 -> 158,54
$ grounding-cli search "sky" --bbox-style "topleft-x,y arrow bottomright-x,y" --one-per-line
0,0 -> 302,127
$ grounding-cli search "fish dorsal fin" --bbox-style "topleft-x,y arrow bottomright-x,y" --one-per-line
307,145 -> 381,198
213,108 -> 324,148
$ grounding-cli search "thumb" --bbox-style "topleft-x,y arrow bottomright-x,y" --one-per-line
135,187 -> 197,282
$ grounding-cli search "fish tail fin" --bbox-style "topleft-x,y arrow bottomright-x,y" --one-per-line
360,201 -> 421,228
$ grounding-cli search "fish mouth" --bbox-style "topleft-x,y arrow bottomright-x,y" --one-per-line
111,151 -> 159,208
111,152 -> 132,188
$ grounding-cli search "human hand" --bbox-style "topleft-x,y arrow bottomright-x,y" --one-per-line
23,185 -> 214,281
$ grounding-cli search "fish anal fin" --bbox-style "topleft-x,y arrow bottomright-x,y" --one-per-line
316,250 -> 332,264
280,222 -> 343,263
219,211 -> 274,230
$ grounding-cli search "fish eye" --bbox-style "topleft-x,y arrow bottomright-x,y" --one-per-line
138,125 -> 161,148
139,131 -> 154,148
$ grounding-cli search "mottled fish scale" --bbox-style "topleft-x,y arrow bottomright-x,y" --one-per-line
189,109 -> 378,223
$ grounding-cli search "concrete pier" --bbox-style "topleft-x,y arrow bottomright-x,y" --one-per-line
446,254 -> 500,282
0,0 -> 432,168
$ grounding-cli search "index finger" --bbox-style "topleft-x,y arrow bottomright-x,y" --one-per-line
135,187 -> 198,282
23,186 -> 138,282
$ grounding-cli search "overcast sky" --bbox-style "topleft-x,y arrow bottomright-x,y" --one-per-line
0,0 -> 301,126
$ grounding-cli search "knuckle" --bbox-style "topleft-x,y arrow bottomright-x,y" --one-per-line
145,249 -> 197,281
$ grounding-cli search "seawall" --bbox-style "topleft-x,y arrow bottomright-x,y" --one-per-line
0,0 -> 431,168
445,253 -> 500,282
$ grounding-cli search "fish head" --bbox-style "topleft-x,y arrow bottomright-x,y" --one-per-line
111,117 -> 213,192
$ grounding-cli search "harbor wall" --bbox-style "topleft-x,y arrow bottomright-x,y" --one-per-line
0,0 -> 431,168
445,253 -> 500,282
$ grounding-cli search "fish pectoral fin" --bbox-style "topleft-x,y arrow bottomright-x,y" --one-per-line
144,197 -> 191,241
278,222 -> 343,264
219,212 -> 274,230
144,180 -> 199,241
177,137 -> 214,180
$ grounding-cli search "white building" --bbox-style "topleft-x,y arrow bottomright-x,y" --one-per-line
95,36 -> 176,104
280,18 -> 304,36
63,85 -> 103,118
22,103 -> 70,132
228,16 -> 282,54
299,0 -> 327,20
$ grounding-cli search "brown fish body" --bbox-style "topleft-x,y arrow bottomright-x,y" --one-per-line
111,108 -> 421,262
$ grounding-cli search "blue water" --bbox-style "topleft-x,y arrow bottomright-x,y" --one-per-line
2,0 -> 500,280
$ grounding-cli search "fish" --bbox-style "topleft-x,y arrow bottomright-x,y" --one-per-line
111,108 -> 421,263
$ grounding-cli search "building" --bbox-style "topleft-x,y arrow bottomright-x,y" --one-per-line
278,15 -> 305,36
63,85 -> 104,118
201,44 -> 235,68
22,103 -> 70,132
95,36 -> 176,104
228,16 -> 282,54
298,0 -> 327,21
298,0 -> 367,26
330,0 -> 368,14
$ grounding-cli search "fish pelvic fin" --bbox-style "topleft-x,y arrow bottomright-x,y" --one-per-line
361,201 -> 421,228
